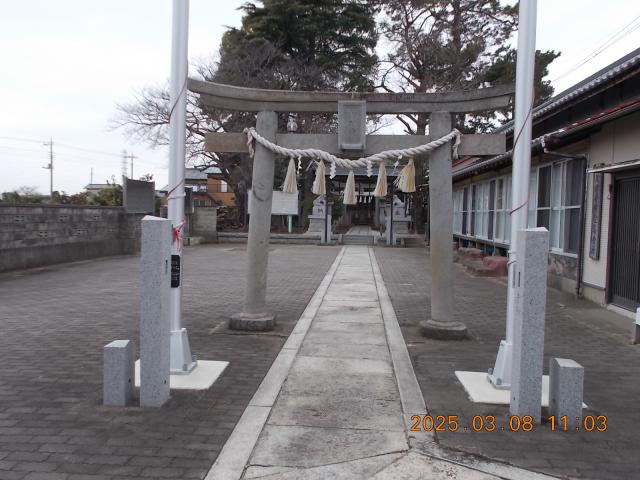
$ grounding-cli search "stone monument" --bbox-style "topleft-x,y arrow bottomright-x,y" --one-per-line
139,215 -> 172,407
510,227 -> 549,424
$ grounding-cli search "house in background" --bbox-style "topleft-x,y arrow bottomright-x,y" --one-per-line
206,167 -> 235,207
452,48 -> 640,314
159,167 -> 221,207
84,183 -> 117,196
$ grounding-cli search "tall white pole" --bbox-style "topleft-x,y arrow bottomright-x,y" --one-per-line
168,0 -> 196,374
488,0 -> 537,389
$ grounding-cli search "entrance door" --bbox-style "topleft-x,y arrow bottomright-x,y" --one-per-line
610,174 -> 640,310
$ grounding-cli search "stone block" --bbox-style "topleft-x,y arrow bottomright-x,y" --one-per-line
482,255 -> 508,276
549,358 -> 584,426
338,101 -> 366,150
103,340 -> 135,406
139,215 -> 172,407
510,228 -> 549,424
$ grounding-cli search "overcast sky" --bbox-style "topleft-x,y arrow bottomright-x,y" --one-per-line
1,0 -> 639,195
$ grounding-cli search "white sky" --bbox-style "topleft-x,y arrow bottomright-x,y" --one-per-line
1,0 -> 639,195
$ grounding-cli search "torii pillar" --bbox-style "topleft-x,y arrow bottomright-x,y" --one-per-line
230,111 -> 278,331
419,112 -> 467,339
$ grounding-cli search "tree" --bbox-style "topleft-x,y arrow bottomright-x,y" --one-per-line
114,0 -> 379,226
92,176 -> 122,206
378,0 -> 559,230
1,186 -> 44,204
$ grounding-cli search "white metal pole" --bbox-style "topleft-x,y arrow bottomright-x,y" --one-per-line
167,0 -> 196,374
488,0 -> 537,388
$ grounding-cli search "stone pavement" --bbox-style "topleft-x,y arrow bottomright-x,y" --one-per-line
0,244 -> 339,480
208,246 -> 551,480
375,247 -> 640,480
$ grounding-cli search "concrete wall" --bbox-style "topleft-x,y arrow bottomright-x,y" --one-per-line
0,204 -> 143,272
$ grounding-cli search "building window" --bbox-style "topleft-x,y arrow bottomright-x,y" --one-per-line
462,186 -> 470,235
494,176 -> 511,243
453,189 -> 463,234
474,182 -> 491,239
220,180 -> 228,193
536,159 -> 585,254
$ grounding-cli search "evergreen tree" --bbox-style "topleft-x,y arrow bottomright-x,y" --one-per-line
219,0 -> 378,92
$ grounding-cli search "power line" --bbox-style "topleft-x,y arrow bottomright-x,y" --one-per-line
552,13 -> 640,83
0,141 -> 165,168
0,134 -> 129,159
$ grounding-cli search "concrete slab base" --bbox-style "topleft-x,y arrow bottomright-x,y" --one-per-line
419,319 -> 468,340
230,312 -> 276,331
135,359 -> 228,390
455,371 -> 587,408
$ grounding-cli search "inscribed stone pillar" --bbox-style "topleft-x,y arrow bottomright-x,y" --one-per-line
140,215 -> 172,407
419,112 -> 466,340
230,111 -> 277,331
510,227 -> 549,424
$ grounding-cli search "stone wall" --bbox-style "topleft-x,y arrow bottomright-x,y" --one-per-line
0,204 -> 144,272
547,253 -> 578,292
192,207 -> 218,242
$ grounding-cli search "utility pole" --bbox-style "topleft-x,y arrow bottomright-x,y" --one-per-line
43,138 -> 54,199
121,150 -> 128,179
127,152 -> 136,179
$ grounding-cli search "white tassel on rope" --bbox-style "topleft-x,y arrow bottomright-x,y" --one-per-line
395,157 -> 416,193
373,162 -> 387,198
312,160 -> 326,195
343,170 -> 357,205
281,157 -> 298,194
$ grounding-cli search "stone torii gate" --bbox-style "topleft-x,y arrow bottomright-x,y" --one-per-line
188,79 -> 512,333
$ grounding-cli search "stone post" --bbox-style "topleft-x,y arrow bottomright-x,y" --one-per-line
420,111 -> 467,340
510,227 -> 549,424
230,111 -> 277,331
549,358 -> 584,426
103,340 -> 135,406
140,215 -> 172,407
632,308 -> 640,344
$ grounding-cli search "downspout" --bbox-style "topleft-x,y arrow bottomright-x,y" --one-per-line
541,137 -> 588,297
576,155 -> 590,297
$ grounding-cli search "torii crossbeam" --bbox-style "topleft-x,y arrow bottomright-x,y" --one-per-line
190,80 -> 513,334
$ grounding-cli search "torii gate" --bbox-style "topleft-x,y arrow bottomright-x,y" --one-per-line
188,79 -> 513,333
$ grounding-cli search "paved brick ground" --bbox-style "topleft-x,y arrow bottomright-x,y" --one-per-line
0,244 -> 339,480
375,247 -> 640,480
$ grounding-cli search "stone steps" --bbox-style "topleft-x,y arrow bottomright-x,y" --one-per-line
342,234 -> 374,245
403,236 -> 426,248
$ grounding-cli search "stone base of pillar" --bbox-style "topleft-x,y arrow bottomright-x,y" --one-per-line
230,312 -> 276,331
419,319 -> 467,340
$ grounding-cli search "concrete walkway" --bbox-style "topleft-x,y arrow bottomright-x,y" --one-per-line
207,246 -> 553,480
